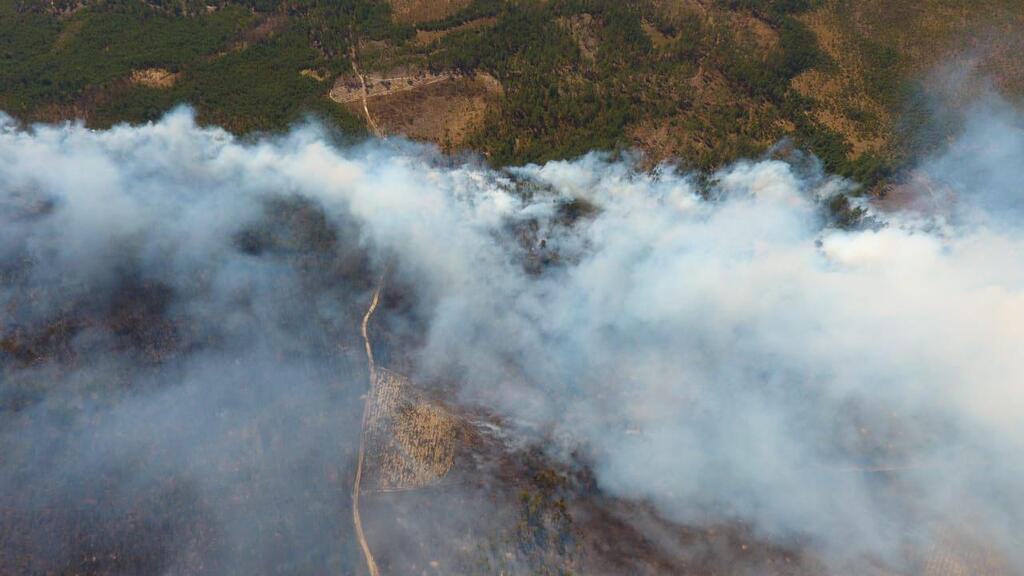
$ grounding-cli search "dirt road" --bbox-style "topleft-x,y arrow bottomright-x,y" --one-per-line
352,281 -> 384,576
347,46 -> 384,138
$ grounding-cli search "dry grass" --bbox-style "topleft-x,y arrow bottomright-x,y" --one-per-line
387,0 -> 471,25
362,368 -> 460,493
560,13 -> 600,62
414,16 -> 496,45
337,72 -> 501,150
648,0 -> 709,26
330,69 -> 455,103
730,10 -> 779,52
299,68 -> 327,82
800,0 -> 1024,119
210,14 -> 289,60
24,101 -> 87,124
627,66 -> 785,167
641,21 -> 673,50
240,14 -> 288,45
792,8 -> 893,158
130,68 -> 180,89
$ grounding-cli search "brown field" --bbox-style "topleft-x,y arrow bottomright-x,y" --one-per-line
330,69 -> 456,103
334,71 -> 502,149
362,367 -> 460,493
130,68 -> 179,89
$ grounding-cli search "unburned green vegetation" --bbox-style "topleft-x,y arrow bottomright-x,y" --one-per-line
2,0 -> 1023,188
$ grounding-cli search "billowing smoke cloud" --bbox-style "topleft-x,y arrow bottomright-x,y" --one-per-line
0,111 -> 381,573
1,99 -> 1023,574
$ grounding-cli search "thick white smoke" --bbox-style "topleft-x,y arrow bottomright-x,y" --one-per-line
1,101 -> 1022,573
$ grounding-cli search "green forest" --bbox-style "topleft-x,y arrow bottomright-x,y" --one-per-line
2,0 -> 1020,187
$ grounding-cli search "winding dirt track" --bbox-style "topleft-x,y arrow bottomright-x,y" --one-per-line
348,45 -> 384,138
353,281 -> 384,576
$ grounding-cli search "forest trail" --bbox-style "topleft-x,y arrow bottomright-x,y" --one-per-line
352,279 -> 384,576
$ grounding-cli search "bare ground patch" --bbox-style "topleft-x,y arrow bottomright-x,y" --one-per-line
330,68 -> 457,103
358,73 -> 501,149
130,68 -> 180,89
329,66 -> 502,149
300,68 -> 328,82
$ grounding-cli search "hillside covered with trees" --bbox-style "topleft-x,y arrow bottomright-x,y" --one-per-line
2,0 -> 1022,187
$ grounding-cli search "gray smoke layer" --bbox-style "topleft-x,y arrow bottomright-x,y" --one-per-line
2,101 -> 1023,573
0,112 -> 379,573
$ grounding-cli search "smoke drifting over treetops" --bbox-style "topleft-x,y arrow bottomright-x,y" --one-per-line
1,98 -> 1023,573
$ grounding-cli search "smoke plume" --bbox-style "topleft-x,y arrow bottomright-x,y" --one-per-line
1,99 -> 1023,573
